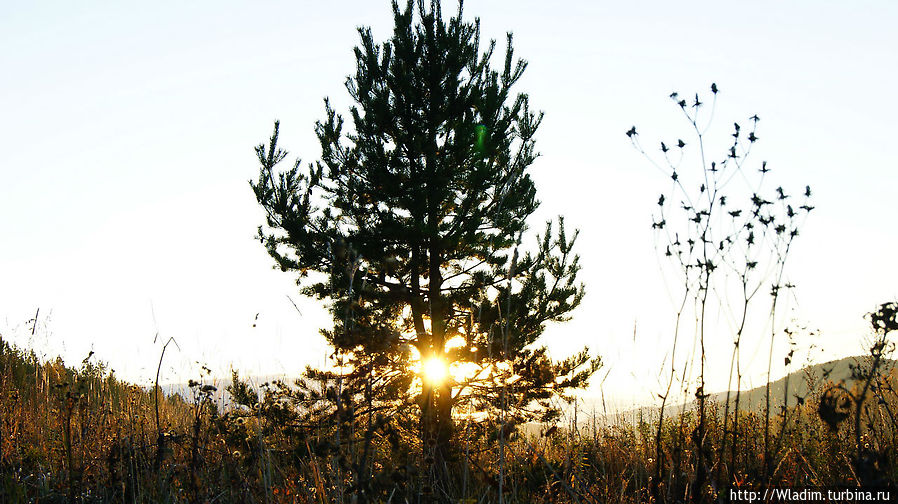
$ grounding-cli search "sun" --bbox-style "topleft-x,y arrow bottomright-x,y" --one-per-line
422,356 -> 449,385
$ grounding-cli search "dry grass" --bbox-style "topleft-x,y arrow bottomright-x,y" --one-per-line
1,340 -> 896,503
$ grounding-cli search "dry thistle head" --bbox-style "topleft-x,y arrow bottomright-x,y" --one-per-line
868,302 -> 898,335
818,386 -> 851,431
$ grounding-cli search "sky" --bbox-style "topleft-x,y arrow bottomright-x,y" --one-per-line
2,0 -> 896,410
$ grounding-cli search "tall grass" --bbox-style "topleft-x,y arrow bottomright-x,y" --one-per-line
0,334 -> 895,503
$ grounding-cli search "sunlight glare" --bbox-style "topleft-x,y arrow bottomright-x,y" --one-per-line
445,334 -> 466,350
422,356 -> 449,384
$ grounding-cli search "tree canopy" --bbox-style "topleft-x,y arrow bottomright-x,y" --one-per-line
251,0 -> 599,458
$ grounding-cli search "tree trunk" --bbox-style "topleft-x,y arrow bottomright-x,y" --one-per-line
433,382 -> 454,460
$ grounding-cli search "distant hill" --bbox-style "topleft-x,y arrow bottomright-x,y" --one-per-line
706,355 -> 896,411
573,355 -> 897,426
160,356 -> 897,428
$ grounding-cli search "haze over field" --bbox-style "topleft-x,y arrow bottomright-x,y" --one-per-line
2,0 -> 896,410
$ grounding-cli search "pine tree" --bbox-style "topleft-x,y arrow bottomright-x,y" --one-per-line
251,0 -> 599,463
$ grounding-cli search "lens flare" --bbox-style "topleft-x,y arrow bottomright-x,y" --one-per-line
475,124 -> 488,152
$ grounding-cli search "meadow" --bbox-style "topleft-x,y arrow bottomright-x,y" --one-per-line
0,331 -> 895,503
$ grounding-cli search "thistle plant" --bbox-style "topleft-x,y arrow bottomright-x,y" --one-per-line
851,302 -> 897,484
628,83 -> 813,498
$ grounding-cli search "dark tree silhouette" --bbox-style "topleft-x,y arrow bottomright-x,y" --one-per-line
251,0 -> 599,467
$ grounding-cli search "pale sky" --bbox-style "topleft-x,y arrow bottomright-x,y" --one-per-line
2,0 -> 896,410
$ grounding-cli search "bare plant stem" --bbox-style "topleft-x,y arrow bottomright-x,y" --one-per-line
763,241 -> 792,481
153,336 -> 178,471
720,290 -> 752,488
653,290 -> 688,499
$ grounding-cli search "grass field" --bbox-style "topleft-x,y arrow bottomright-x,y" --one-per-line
1,339 -> 895,503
